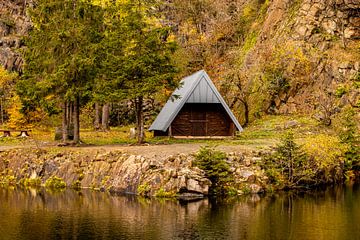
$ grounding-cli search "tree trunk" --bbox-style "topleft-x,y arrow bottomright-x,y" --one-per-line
102,103 -> 110,131
67,101 -> 73,127
73,96 -> 80,143
62,101 -> 69,142
0,98 -> 3,125
135,97 -> 145,144
94,102 -> 101,130
243,101 -> 249,127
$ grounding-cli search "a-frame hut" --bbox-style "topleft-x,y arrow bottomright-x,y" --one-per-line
149,70 -> 243,137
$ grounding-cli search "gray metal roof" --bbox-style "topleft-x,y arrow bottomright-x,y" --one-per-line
149,70 -> 243,132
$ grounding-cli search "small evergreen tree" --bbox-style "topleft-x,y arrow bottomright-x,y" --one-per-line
339,107 -> 360,171
194,146 -> 234,195
262,132 -> 312,188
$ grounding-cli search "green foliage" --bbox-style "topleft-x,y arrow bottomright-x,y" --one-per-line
0,14 -> 15,28
45,176 -> 66,190
338,108 -> 360,172
21,0 -> 104,101
20,178 -> 42,188
261,132 -> 310,188
352,71 -> 360,89
154,187 -> 176,198
238,31 -> 259,65
265,70 -> 290,97
19,0 -> 105,141
263,132 -> 346,189
92,0 -> 179,143
0,175 -> 16,186
335,85 -> 348,98
194,146 -> 233,195
239,184 -> 251,195
226,186 -> 239,196
137,183 -> 151,197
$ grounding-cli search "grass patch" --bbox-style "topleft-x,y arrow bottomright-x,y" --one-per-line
0,115 -> 339,151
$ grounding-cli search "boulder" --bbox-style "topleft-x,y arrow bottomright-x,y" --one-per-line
284,120 -> 300,129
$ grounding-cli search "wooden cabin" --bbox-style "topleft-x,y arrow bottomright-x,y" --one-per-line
149,70 -> 243,137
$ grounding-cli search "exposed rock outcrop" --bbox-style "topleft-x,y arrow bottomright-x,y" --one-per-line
250,0 -> 360,114
0,0 -> 32,72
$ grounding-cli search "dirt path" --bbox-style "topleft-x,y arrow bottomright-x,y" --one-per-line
77,143 -> 260,158
0,141 -> 266,159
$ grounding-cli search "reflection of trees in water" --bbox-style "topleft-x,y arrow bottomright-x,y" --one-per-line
248,185 -> 360,240
0,186 -> 360,239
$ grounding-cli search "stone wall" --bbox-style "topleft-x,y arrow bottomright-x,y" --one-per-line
0,148 -> 266,198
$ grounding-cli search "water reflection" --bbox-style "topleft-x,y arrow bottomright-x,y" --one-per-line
0,184 -> 359,240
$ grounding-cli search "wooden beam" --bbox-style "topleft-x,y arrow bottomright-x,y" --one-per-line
169,125 -> 173,138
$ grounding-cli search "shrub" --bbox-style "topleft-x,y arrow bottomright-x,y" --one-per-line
335,85 -> 348,98
0,175 -> 16,186
45,176 -> 66,190
338,108 -> 360,172
154,188 -> 176,198
261,132 -> 311,188
137,183 -> 151,197
194,146 -> 234,195
71,180 -> 81,190
303,134 -> 346,183
21,178 -> 42,188
262,132 -> 347,189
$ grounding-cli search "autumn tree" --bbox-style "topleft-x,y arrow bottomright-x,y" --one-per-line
0,66 -> 17,125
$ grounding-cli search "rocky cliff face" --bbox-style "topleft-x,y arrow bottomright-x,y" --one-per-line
248,0 -> 359,114
0,0 -> 32,72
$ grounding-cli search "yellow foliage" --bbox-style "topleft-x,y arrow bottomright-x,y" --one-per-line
6,95 -> 28,129
269,41 -> 313,86
7,94 -> 45,129
303,134 -> 347,167
0,66 -> 17,98
0,66 -> 18,125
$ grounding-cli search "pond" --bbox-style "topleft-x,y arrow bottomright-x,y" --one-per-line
0,184 -> 360,240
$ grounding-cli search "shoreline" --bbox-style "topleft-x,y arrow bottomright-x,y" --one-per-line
0,145 -> 357,198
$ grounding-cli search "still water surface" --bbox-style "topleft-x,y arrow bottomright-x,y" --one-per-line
0,184 -> 360,240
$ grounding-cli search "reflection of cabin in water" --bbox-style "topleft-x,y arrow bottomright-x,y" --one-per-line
149,70 -> 243,137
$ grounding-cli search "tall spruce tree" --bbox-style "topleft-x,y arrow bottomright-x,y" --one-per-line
19,0 -> 103,143
121,0 -> 178,144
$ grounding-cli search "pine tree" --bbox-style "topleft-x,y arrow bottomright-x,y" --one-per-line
120,0 -> 178,144
19,0 -> 104,143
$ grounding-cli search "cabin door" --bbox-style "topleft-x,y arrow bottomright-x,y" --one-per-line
190,106 -> 207,136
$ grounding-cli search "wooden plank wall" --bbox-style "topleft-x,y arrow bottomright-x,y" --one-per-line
170,103 -> 233,136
